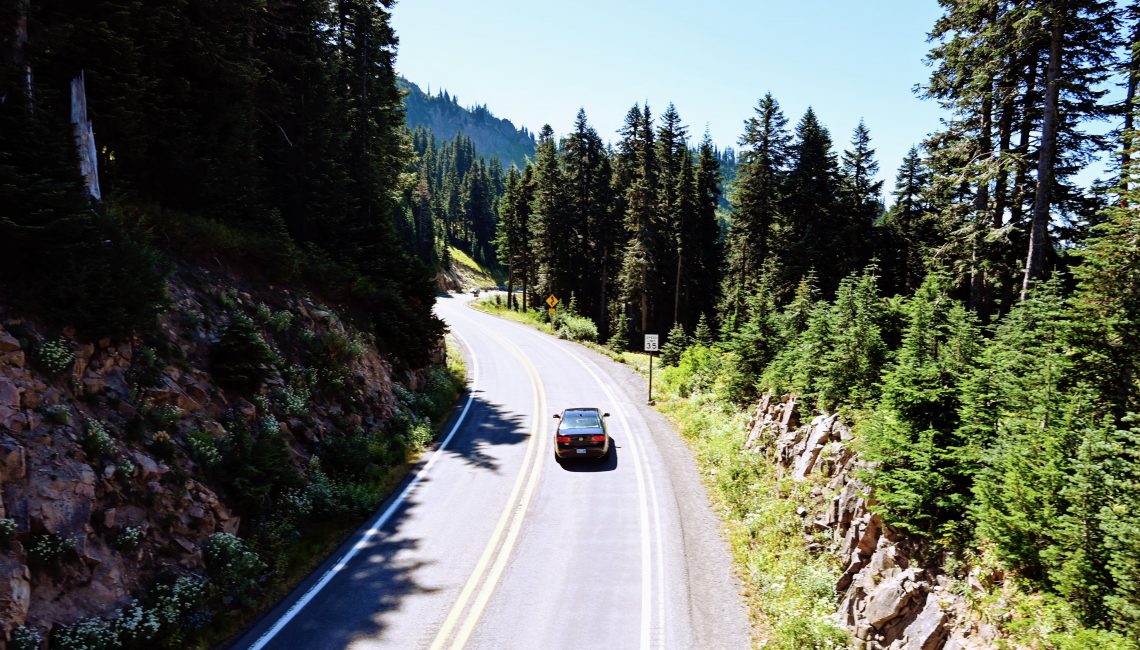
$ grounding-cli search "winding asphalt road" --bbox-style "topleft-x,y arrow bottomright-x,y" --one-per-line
233,293 -> 750,649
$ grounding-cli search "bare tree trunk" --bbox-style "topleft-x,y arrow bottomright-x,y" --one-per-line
640,288 -> 648,336
71,71 -> 101,201
672,244 -> 682,327
506,264 -> 514,310
598,247 -> 608,338
1022,18 -> 1063,301
969,91 -> 993,315
993,53 -> 1019,229
1122,21 -> 1139,198
1010,56 -> 1039,232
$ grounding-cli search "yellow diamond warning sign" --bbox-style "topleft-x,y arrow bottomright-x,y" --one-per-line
545,294 -> 559,309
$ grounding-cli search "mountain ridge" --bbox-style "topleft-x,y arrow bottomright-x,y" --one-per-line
400,77 -> 536,169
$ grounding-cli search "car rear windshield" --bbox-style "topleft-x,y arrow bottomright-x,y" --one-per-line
561,410 -> 602,428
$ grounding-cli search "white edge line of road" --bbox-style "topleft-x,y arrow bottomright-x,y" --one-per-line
556,346 -> 657,650
488,312 -> 658,650
245,331 -> 478,650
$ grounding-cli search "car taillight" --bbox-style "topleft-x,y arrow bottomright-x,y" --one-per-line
591,435 -> 606,442
556,436 -> 571,443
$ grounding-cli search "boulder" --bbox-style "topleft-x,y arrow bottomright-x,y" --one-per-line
26,460 -> 97,540
0,441 -> 26,481
901,594 -> 948,650
863,567 -> 927,629
792,413 -> 838,480
0,330 -> 20,353
130,451 -> 168,482
1,350 -> 25,368
0,555 -> 31,636
780,394 -> 799,429
0,376 -> 21,432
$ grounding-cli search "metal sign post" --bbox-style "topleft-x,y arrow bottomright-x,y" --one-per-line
545,294 -> 559,332
644,334 -> 659,404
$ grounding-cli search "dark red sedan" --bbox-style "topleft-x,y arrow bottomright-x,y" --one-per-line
553,407 -> 611,461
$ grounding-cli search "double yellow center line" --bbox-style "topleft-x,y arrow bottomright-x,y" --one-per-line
429,319 -> 548,650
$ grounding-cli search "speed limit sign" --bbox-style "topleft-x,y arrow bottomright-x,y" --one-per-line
644,334 -> 659,352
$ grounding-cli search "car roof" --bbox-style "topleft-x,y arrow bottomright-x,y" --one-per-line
562,407 -> 601,415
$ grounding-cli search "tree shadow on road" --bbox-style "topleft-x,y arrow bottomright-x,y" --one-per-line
235,392 -> 535,649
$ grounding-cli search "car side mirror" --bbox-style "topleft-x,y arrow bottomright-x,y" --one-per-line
603,413 -> 610,417
553,414 -> 560,419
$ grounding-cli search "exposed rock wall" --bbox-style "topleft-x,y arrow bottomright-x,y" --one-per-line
0,267 -> 411,642
745,394 -> 999,650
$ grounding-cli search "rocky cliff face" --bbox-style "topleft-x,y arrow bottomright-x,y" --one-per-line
745,394 -> 1000,650
0,266 -> 413,642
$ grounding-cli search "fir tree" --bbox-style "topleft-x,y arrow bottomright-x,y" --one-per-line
782,107 -> 843,295
723,93 -> 790,324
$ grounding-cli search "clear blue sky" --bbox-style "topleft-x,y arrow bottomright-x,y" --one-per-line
389,1 -> 950,196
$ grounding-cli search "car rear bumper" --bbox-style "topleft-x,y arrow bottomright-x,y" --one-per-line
554,440 -> 609,459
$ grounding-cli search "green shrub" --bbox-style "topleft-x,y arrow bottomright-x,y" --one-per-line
659,322 -> 689,367
268,309 -> 293,332
150,430 -> 176,461
33,338 -> 73,377
661,344 -> 722,398
0,517 -> 16,543
10,625 -> 43,650
212,313 -> 276,394
254,302 -> 273,324
217,418 -> 301,513
203,532 -> 265,607
553,312 -> 598,342
115,457 -> 136,480
52,618 -> 117,650
128,346 -> 165,389
275,384 -> 310,418
608,311 -> 630,351
308,329 -> 365,368
45,574 -> 207,649
42,403 -> 70,425
421,365 -> 462,418
83,419 -> 114,458
320,433 -> 373,479
145,403 -> 183,430
113,526 -> 143,551
27,532 -> 76,566
186,430 -> 222,467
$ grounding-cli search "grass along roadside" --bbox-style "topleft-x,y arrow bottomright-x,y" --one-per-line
465,297 -> 844,647
448,246 -> 504,288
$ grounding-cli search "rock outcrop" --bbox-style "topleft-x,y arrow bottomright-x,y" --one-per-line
745,394 -> 999,649
0,267 -> 412,642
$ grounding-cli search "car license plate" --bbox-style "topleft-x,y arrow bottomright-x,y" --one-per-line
576,448 -> 587,455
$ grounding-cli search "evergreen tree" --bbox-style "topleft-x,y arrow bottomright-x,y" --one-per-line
782,107 -> 843,295
561,109 -> 617,331
692,313 -> 715,347
967,280 -> 1073,556
656,103 -> 688,328
531,124 -> 571,300
616,104 -> 662,338
880,146 -> 936,295
690,132 -> 725,330
723,93 -> 790,324
659,322 -> 689,367
838,120 -> 883,276
861,275 -> 982,539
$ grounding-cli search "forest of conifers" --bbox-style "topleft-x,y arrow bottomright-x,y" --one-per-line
3,0 -> 1140,641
